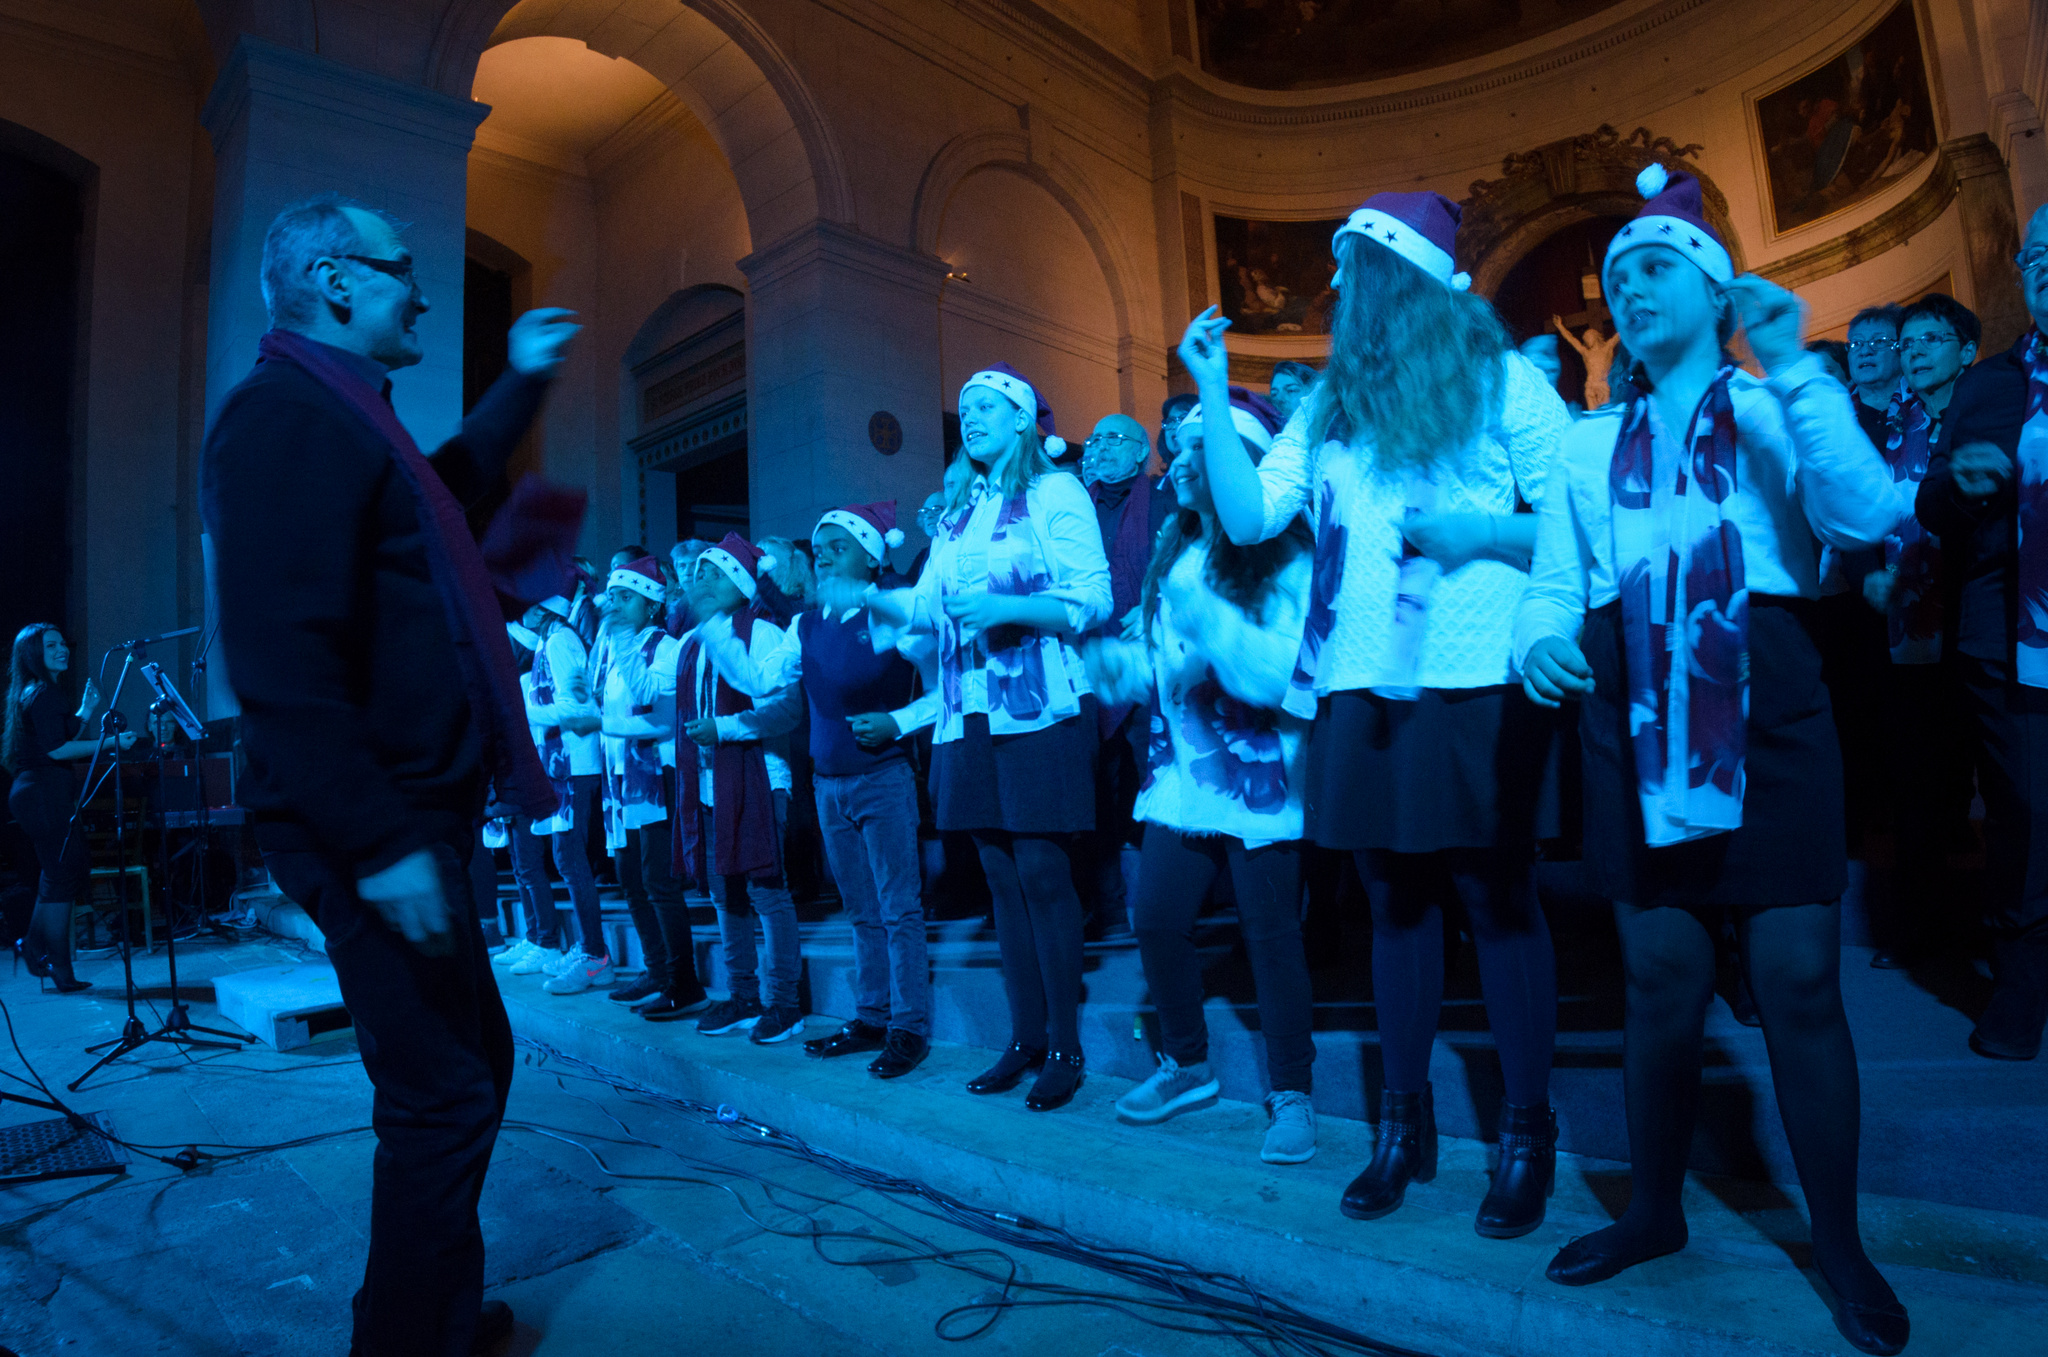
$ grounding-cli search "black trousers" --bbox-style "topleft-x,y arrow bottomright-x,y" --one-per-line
615,767 -> 702,999
1871,662 -> 1975,954
1959,651 -> 2048,939
264,826 -> 511,1357
1131,829 -> 1314,1092
9,767 -> 83,904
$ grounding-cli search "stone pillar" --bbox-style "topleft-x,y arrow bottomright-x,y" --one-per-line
200,36 -> 487,445
198,37 -> 487,712
739,221 -> 950,545
1947,133 -> 2029,353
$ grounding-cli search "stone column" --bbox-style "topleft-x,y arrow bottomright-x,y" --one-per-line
1947,133 -> 2029,353
739,221 -> 950,544
198,37 -> 487,712
200,36 -> 487,445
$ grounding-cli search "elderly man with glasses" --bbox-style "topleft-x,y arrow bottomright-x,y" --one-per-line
1916,210 -> 2048,1061
203,193 -> 581,1355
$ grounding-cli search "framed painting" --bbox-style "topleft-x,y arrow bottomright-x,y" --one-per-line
1213,213 -> 1346,336
1750,1 -> 1938,236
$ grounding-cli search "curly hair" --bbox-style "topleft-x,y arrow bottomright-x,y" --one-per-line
1307,234 -> 1510,470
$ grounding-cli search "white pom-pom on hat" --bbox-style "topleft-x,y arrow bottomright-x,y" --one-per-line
1044,434 -> 1067,458
757,554 -> 780,575
1636,161 -> 1669,200
1450,272 -> 1472,292
884,527 -> 906,548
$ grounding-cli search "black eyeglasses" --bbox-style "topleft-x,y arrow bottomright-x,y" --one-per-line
1844,339 -> 1895,353
1895,332 -> 1959,353
337,254 -> 419,289
1083,432 -> 1145,450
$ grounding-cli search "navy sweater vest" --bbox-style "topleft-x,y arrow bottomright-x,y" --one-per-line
800,608 -> 918,777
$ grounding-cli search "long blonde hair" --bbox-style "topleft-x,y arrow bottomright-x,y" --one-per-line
943,424 -> 1057,515
1309,234 -> 1510,470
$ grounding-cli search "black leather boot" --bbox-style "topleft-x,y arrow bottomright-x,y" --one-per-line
966,1042 -> 1046,1094
1475,1100 -> 1556,1238
1340,1085 -> 1436,1221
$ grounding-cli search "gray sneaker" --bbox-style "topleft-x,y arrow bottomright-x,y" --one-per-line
1113,1055 -> 1220,1125
1261,1090 -> 1317,1164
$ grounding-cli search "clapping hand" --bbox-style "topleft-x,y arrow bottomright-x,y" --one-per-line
1950,441 -> 2012,500
1522,635 -> 1596,709
943,590 -> 1017,641
76,678 -> 102,722
847,712 -> 901,750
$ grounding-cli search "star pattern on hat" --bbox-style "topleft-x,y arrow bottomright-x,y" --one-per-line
1658,223 -> 1674,235
1382,227 -> 1400,242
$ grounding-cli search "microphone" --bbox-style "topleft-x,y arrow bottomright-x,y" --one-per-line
118,626 -> 203,649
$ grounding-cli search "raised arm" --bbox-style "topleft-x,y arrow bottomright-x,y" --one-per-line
1180,308 -> 1302,545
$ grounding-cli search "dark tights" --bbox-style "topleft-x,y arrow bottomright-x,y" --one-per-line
975,832 -> 1084,1054
1357,847 -> 1556,1107
1595,900 -> 1889,1306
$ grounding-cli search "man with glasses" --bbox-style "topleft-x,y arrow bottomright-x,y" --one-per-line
1844,304 -> 1907,444
203,193 -> 581,1353
1918,212 -> 2048,1060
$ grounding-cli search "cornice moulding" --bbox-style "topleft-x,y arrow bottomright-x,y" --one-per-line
203,36 -> 488,153
0,9 -> 191,86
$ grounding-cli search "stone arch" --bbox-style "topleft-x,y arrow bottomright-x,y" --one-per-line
430,0 -> 851,248
625,282 -> 746,371
912,125 -> 1152,404
1458,125 -> 1747,299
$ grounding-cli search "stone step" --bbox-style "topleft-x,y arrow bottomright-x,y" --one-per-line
495,971 -> 2048,1357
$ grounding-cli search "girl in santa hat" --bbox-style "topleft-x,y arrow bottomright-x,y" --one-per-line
699,502 -> 941,1078
1514,166 -> 1908,1354
845,363 -> 1114,1111
1084,388 -> 1321,1164
1195,190 -> 1573,1240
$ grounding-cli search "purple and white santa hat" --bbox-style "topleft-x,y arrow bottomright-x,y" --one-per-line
1603,163 -> 1733,286
814,501 -> 905,565
1180,385 -> 1285,453
1332,191 -> 1470,292
960,362 -> 1067,457
607,556 -> 667,604
699,532 -> 775,601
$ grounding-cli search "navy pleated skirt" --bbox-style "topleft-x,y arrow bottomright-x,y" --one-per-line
1578,597 -> 1846,910
1304,683 -> 1563,853
931,697 -> 1099,835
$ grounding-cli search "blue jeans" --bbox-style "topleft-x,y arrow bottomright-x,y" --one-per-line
815,761 -> 930,1035
712,789 -> 801,1009
509,774 -> 603,953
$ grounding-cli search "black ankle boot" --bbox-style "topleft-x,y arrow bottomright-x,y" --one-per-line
1340,1085 -> 1436,1221
967,1042 -> 1046,1094
1475,1100 -> 1556,1238
1024,1052 -> 1084,1111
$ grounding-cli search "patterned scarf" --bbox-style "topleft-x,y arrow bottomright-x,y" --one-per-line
1284,466 -> 1345,720
1880,389 -> 1941,664
1377,472 -> 1442,701
1610,367 -> 1749,847
2016,330 -> 2048,686
528,635 -> 576,834
255,330 -> 569,819
675,607 -> 780,883
597,627 -> 670,852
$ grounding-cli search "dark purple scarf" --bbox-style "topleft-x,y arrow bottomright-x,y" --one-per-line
674,606 -> 780,882
1090,472 -> 1154,736
256,329 -> 576,819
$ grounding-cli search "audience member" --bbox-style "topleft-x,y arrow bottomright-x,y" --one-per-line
1807,338 -> 1852,387
1845,304 -> 1906,444
1266,360 -> 1318,424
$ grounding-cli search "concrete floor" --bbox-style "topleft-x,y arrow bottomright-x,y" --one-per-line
0,936 -> 1259,1357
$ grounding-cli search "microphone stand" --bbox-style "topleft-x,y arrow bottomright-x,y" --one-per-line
145,697 -> 244,1051
66,639 -> 237,1093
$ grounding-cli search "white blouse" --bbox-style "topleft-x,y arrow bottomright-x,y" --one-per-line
523,627 -> 601,777
1250,351 -> 1571,692
1512,354 -> 1909,669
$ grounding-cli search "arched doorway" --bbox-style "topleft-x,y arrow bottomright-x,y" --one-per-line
624,286 -> 749,549
1491,215 -> 1631,409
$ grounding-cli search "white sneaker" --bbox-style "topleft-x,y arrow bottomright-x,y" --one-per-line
1113,1055 -> 1220,1125
1261,1090 -> 1317,1164
510,945 -> 559,975
541,946 -> 583,977
492,940 -> 538,968
544,952 -> 615,994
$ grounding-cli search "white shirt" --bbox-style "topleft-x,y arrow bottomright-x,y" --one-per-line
523,626 -> 600,776
1512,354 -> 1910,669
599,625 -> 681,777
1251,351 -> 1571,691
698,601 -> 940,738
671,615 -> 800,806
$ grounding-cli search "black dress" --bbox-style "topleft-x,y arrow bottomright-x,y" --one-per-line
1578,596 -> 1847,910
7,684 -> 83,903
931,697 -> 1099,835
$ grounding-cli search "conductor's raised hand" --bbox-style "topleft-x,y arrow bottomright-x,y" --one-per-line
508,308 -> 582,379
1724,276 -> 1807,375
1521,634 -> 1595,709
356,847 -> 455,956
1177,306 -> 1233,389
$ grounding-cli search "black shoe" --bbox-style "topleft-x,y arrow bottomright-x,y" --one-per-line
1024,1052 -> 1084,1110
472,1299 -> 514,1355
1970,937 -> 2048,1060
869,1029 -> 930,1079
696,996 -> 765,1035
966,1042 -> 1046,1094
805,1019 -> 886,1059
750,1005 -> 806,1044
1820,1278 -> 1910,1356
1475,1100 -> 1556,1239
609,974 -> 664,1004
639,991 -> 713,1022
1545,1220 -> 1688,1286
1340,1085 -> 1437,1221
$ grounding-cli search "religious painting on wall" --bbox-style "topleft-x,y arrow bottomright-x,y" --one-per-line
1750,1 -> 1937,235
1192,0 -> 1632,92
1213,214 -> 1345,336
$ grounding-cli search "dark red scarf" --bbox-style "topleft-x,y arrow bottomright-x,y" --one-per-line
1090,471 -> 1154,736
255,329 -> 577,819
674,605 -> 780,881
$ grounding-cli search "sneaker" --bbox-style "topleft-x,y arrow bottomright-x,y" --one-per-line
696,996 -> 765,1035
1113,1055 -> 1220,1125
608,975 -> 663,1004
541,946 -> 584,977
509,945 -> 559,976
543,952 -> 614,995
1261,1091 -> 1317,1164
639,991 -> 714,1021
492,940 -> 538,969
750,1006 -> 806,1045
